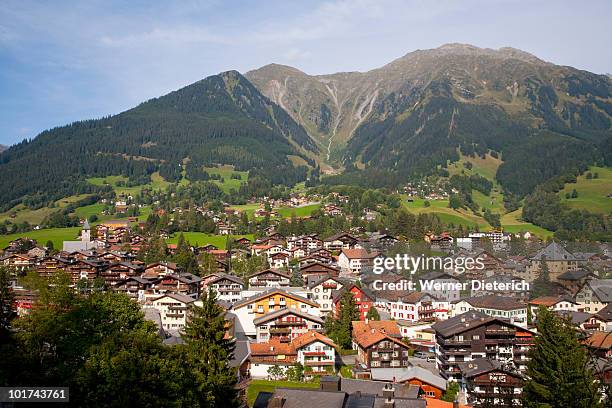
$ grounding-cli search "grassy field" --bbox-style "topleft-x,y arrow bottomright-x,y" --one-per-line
500,209 -> 554,238
246,379 -> 320,407
404,198 -> 486,228
203,165 -> 248,193
276,203 -> 321,218
166,233 -> 254,248
87,172 -> 171,196
0,227 -> 82,250
559,166 -> 612,214
0,194 -> 93,225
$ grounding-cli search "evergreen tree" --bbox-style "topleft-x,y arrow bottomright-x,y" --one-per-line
366,306 -> 380,321
523,307 -> 602,408
0,267 -> 14,340
327,290 -> 359,349
181,289 -> 238,407
531,256 -> 552,298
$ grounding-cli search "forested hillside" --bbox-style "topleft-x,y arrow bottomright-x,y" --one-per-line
0,71 -> 317,211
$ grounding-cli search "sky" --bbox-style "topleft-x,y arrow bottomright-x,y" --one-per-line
0,0 -> 610,146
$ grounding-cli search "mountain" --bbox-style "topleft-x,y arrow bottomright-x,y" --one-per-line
0,71 -> 317,211
0,145 -> 7,153
246,44 -> 612,195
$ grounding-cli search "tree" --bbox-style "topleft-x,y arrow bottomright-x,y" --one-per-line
531,256 -> 552,298
286,362 -> 304,382
267,365 -> 284,380
366,306 -> 380,321
181,289 -> 239,407
0,267 -> 14,339
327,290 -> 359,349
522,307 -> 602,408
441,381 -> 459,402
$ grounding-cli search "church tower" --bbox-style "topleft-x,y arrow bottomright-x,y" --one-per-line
81,219 -> 91,243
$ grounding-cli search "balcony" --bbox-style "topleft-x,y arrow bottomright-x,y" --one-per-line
275,319 -> 304,326
269,327 -> 291,334
304,360 -> 334,366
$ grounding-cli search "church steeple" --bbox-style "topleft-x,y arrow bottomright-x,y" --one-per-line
81,219 -> 91,243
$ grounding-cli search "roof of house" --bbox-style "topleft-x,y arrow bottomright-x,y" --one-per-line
254,388 -> 346,408
250,340 -> 297,357
340,248 -> 380,260
207,272 -> 244,286
292,331 -> 337,349
307,275 -> 348,289
461,357 -> 524,379
585,331 -> 612,350
432,311 -> 534,338
151,293 -> 195,304
596,303 -> 612,321
339,378 -> 420,399
253,308 -> 324,325
232,288 -> 318,309
456,294 -> 526,310
247,268 -> 292,279
531,241 -> 576,261
583,279 -> 612,303
369,366 -> 446,390
353,320 -> 401,338
529,295 -> 577,307
557,269 -> 596,281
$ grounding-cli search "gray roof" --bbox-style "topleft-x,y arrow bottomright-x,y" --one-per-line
253,307 -> 323,325
271,388 -> 346,408
339,378 -> 420,399
531,241 -> 576,261
208,272 -> 244,286
586,279 -> 612,303
229,340 -> 250,368
152,293 -> 196,304
456,294 -> 526,311
558,269 -> 595,281
432,310 -> 532,338
369,366 -> 446,390
461,357 -> 525,379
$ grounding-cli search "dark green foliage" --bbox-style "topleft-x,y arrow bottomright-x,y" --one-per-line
0,71 -> 316,210
326,290 -> 359,349
522,189 -> 610,240
366,306 -> 380,321
523,307 -> 602,408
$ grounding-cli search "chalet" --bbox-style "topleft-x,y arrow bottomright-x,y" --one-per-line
235,237 -> 252,246
231,289 -> 320,337
113,276 -> 153,301
451,295 -> 528,327
461,358 -> 525,407
293,331 -> 337,379
308,276 -> 346,315
217,222 -> 235,235
575,279 -> 612,313
1,253 -> 34,271
99,262 -> 144,286
333,283 -> 375,321
424,232 -> 453,252
432,311 -> 535,381
143,261 -> 180,278
557,269 -> 597,294
148,293 -> 195,333
322,204 -> 343,217
338,248 -> 381,276
528,295 -> 578,317
204,273 -> 244,304
351,320 -> 411,376
248,269 -> 292,287
298,253 -> 334,268
150,273 -> 201,299
3,238 -> 37,255
323,232 -> 359,252
65,259 -> 103,285
378,291 -> 447,322
555,311 -> 606,332
36,255 -> 73,279
300,261 -> 340,285
268,252 -> 290,269
249,340 -> 297,379
253,308 -> 324,343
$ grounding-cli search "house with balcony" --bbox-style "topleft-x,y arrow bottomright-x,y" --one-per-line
332,283 -> 375,321
293,331 -> 337,379
308,276 -> 346,315
254,308 -> 324,343
148,293 -> 195,334
300,261 -> 340,285
248,269 -> 291,287
450,295 -> 528,327
351,321 -> 411,378
432,311 -> 535,382
204,273 -> 244,304
231,288 -> 320,338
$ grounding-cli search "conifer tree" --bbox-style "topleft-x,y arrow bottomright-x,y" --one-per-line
523,307 -> 602,408
181,289 -> 238,407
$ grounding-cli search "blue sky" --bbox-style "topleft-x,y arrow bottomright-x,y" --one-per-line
1,0 -> 610,145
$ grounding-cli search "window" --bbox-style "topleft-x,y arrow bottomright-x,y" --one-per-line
473,335 -> 480,340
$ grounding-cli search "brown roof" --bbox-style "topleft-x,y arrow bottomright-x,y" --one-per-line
585,331 -> 612,350
340,248 -> 379,260
529,296 -> 576,307
352,320 -> 401,337
250,340 -> 296,357
459,294 -> 526,310
292,331 -> 337,350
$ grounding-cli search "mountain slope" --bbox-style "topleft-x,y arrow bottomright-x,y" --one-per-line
0,71 -> 317,211
247,44 -> 612,194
